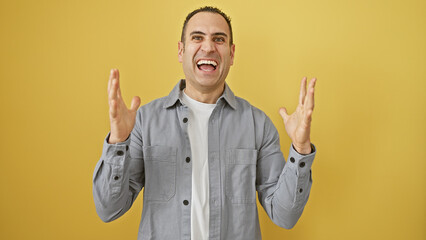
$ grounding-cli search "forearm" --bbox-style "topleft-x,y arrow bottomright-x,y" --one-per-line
92,133 -> 143,222
260,144 -> 316,229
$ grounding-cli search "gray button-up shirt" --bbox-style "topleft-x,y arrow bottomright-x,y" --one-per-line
93,80 -> 316,240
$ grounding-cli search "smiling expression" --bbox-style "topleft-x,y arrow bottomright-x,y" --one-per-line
178,12 -> 235,97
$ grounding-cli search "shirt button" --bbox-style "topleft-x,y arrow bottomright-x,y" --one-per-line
113,175 -> 120,181
126,146 -> 129,151
117,150 -> 124,156
183,118 -> 188,123
183,200 -> 189,205
299,188 -> 303,193
290,157 -> 295,163
186,157 -> 191,163
299,162 -> 305,168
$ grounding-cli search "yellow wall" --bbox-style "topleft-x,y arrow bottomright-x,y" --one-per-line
1,0 -> 425,239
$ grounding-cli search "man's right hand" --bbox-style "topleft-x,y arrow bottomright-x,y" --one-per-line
108,69 -> 141,144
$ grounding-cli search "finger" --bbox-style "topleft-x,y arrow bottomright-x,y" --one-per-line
116,69 -> 121,98
305,109 -> 313,123
109,71 -> 119,101
279,107 -> 289,123
117,85 -> 122,99
305,78 -> 316,111
115,69 -> 123,99
108,69 -> 114,93
299,77 -> 307,105
308,77 -> 316,89
130,96 -> 141,112
109,99 -> 117,118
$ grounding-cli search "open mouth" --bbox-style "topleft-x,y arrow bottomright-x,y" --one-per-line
196,60 -> 218,72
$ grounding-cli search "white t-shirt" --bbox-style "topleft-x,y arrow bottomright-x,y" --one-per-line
181,90 -> 215,240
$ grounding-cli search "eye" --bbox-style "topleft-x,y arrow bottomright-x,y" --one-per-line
214,37 -> 225,43
192,35 -> 203,41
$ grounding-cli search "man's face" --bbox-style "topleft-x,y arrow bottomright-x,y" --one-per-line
178,12 -> 235,93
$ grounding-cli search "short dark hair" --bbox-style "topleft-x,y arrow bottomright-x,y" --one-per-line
181,6 -> 233,46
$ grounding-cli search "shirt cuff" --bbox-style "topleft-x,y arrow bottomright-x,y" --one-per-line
287,143 -> 316,176
101,132 -> 131,166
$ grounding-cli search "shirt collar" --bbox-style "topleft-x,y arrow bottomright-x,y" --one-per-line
163,79 -> 237,110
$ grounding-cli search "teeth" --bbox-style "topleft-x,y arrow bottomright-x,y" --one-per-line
197,60 -> 218,66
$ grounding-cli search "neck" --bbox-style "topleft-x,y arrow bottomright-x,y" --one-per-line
184,82 -> 225,104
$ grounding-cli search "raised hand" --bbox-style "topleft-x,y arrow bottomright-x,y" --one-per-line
108,69 -> 141,144
279,77 -> 317,154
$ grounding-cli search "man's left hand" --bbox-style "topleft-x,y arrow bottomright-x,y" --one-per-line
279,77 -> 317,154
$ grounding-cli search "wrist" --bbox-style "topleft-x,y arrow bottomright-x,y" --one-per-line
293,142 -> 312,155
108,134 -> 129,144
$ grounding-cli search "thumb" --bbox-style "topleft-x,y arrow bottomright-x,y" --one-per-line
130,96 -> 141,112
279,107 -> 289,122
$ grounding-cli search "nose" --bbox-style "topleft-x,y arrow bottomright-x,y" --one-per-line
201,39 -> 215,53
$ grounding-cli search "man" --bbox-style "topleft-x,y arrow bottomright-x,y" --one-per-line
93,6 -> 317,240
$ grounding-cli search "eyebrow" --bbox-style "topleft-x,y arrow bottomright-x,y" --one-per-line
189,31 -> 228,38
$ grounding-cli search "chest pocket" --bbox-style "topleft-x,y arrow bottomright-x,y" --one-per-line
225,148 -> 258,204
143,146 -> 177,201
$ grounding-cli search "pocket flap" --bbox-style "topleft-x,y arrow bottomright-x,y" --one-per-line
143,146 -> 177,162
226,149 -> 257,165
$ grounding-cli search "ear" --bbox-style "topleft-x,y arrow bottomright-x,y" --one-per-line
178,41 -> 184,63
230,44 -> 235,66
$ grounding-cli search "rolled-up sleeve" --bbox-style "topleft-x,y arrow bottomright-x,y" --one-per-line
256,116 -> 316,229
